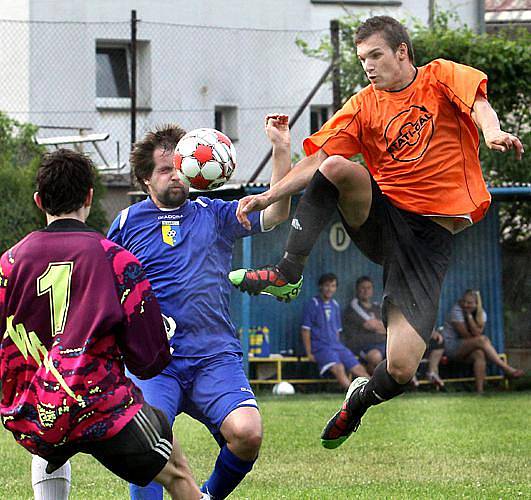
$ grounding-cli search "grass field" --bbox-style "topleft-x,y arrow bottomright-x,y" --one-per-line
1,392 -> 530,499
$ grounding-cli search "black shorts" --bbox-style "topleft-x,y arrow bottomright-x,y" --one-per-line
43,403 -> 173,487
341,177 -> 453,344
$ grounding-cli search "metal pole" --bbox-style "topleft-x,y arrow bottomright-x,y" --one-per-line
248,62 -> 333,183
477,0 -> 486,34
428,0 -> 435,28
330,19 -> 341,112
130,10 -> 137,149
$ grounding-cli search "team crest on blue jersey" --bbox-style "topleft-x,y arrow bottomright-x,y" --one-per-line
161,221 -> 181,247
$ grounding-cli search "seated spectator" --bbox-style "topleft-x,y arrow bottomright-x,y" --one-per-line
301,273 -> 368,389
425,328 -> 445,388
442,289 -> 524,393
342,276 -> 386,374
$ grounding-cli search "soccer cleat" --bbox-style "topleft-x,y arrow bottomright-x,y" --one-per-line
320,376 -> 369,449
228,266 -> 303,303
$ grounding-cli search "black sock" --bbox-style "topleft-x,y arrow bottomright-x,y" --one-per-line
277,254 -> 305,284
277,170 -> 339,282
354,361 -> 409,410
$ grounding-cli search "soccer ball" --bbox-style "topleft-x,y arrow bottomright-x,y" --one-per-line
173,128 -> 236,190
272,382 -> 296,396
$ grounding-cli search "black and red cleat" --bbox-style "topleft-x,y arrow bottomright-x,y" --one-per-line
321,377 -> 369,449
228,265 -> 303,302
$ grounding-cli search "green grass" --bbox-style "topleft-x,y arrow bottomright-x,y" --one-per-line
1,392 -> 530,499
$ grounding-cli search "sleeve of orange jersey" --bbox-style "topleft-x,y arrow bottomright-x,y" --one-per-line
303,95 -> 363,158
431,58 -> 488,114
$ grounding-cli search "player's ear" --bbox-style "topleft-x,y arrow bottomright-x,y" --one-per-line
397,42 -> 408,61
33,192 -> 44,211
84,188 -> 94,208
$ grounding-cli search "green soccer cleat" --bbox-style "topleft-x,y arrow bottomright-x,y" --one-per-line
228,265 -> 303,303
320,376 -> 369,449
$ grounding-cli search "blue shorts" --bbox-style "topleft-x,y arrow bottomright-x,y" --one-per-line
359,342 -> 386,360
313,344 -> 360,376
127,352 -> 258,446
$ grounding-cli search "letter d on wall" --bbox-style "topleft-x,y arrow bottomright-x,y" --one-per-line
329,222 -> 350,252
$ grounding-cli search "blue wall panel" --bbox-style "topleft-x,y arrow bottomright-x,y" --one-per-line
230,200 -> 503,355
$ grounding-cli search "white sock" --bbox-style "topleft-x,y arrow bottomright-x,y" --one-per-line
31,455 -> 71,500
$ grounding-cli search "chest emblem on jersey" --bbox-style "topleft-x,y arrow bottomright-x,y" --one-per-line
384,105 -> 434,162
161,221 -> 181,247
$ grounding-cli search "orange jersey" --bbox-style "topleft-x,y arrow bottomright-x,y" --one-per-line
303,59 -> 491,223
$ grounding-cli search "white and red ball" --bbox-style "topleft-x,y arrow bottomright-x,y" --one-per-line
173,128 -> 236,190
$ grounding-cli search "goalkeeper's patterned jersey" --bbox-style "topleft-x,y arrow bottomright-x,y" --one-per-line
108,196 -> 264,358
0,219 -> 170,458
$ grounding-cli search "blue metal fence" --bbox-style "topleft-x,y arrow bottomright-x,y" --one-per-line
230,196 -> 505,362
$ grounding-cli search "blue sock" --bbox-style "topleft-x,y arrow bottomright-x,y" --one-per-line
129,481 -> 163,500
201,445 -> 255,499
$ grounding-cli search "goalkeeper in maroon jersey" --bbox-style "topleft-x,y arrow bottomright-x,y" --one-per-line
0,149 -> 206,500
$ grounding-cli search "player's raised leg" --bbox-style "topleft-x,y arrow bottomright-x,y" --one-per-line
230,157 -> 372,299
321,304 -> 425,449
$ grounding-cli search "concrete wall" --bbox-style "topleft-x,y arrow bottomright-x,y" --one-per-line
0,0 -> 479,184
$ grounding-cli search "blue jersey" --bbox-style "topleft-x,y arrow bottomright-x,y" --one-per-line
108,196 -> 263,358
301,296 -> 342,353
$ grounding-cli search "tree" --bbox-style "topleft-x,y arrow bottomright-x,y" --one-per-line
0,112 -> 108,251
297,11 -> 531,241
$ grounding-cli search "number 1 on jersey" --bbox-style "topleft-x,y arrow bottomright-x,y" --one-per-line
37,262 -> 73,336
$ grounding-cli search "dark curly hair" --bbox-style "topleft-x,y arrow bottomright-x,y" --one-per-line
36,149 -> 95,216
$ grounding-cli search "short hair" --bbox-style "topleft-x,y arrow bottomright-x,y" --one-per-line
318,273 -> 337,286
36,149 -> 95,216
355,16 -> 415,64
130,124 -> 187,192
355,275 -> 372,289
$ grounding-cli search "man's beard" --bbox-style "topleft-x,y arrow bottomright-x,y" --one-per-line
156,187 -> 187,208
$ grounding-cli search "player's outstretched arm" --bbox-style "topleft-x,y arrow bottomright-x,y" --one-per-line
262,114 -> 292,230
237,148 -> 328,230
472,94 -> 524,160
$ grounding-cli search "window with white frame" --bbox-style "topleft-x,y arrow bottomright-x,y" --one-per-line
96,46 -> 130,98
215,105 -> 238,141
95,41 -> 151,109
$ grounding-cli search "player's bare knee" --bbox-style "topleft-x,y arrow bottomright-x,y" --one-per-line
320,156 -> 366,185
231,422 -> 263,452
387,359 -> 417,384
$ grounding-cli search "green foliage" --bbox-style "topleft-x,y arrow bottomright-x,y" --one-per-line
0,112 -> 108,252
298,10 -> 531,241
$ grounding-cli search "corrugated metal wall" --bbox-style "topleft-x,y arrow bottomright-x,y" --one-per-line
230,198 -> 504,355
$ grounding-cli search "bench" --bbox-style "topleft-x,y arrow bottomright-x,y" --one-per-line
416,353 -> 509,389
249,354 -> 509,389
249,356 -> 335,385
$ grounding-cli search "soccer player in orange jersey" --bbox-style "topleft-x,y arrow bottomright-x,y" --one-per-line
229,16 -> 524,449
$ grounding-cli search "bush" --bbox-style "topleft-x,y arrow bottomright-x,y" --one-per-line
0,112 -> 108,251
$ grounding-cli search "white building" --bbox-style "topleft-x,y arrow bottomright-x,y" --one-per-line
0,0 -> 481,216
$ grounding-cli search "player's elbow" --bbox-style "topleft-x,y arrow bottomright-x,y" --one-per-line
126,349 -> 171,380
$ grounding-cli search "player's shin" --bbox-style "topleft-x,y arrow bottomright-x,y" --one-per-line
354,360 -> 409,411
278,170 -> 339,283
201,445 -> 255,499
